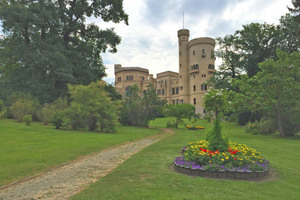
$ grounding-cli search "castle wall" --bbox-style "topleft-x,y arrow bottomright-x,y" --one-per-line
113,29 -> 215,114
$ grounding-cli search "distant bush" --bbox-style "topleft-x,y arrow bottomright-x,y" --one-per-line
258,118 -> 277,134
245,121 -> 260,135
23,115 -> 32,125
0,99 -> 6,118
9,98 -> 37,122
50,112 -> 64,129
166,120 -> 176,128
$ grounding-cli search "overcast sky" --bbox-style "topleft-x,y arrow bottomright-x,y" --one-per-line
98,0 -> 293,83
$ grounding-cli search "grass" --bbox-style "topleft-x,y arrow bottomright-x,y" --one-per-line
0,119 -> 160,186
71,118 -> 300,200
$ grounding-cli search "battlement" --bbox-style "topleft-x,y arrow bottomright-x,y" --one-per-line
177,29 -> 190,38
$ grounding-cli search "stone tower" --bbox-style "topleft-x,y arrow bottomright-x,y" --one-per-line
178,29 -> 190,104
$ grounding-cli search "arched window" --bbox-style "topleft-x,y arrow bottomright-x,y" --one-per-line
193,98 -> 196,105
193,85 -> 196,91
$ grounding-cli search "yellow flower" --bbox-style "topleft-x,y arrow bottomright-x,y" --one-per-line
225,156 -> 229,160
221,159 -> 224,161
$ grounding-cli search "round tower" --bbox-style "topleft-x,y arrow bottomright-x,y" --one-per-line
178,29 -> 190,104
187,37 -> 215,113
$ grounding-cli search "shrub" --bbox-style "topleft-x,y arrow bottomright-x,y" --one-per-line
23,115 -> 32,125
0,99 -> 6,118
258,118 -> 277,134
245,121 -> 260,135
10,99 -> 36,122
50,112 -> 64,129
206,115 -> 228,152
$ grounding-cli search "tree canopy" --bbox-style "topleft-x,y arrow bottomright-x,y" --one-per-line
0,0 -> 128,103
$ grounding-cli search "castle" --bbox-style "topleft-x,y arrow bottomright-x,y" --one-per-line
114,29 -> 216,114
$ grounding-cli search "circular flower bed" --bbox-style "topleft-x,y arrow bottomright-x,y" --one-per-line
174,140 -> 270,179
186,126 -> 205,130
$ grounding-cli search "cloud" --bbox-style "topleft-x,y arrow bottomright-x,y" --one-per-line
101,0 -> 293,83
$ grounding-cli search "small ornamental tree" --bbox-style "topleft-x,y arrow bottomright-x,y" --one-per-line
163,103 -> 195,128
204,89 -> 229,151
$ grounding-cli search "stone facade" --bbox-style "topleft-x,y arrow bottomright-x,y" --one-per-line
114,29 -> 216,114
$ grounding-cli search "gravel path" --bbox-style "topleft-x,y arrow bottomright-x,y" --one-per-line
0,128 -> 174,200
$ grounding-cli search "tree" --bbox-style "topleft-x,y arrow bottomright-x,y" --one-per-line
120,84 -> 166,127
288,0 -> 300,41
65,81 -> 117,132
0,0 -> 128,103
204,88 -> 228,119
253,50 -> 300,136
163,103 -> 195,128
203,89 -> 229,151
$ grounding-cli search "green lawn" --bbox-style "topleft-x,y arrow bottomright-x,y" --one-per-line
72,118 -> 300,200
0,119 -> 160,186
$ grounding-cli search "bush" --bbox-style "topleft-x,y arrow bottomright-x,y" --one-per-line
23,115 -> 32,125
50,112 -> 64,129
206,115 -> 228,152
10,99 -> 36,122
258,118 -> 277,134
245,121 -> 260,135
166,120 -> 176,128
0,99 -> 6,118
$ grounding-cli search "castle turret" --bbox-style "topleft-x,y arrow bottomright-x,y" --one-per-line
178,29 -> 190,104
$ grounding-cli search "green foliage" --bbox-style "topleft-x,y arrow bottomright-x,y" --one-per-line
23,115 -> 32,126
50,112 -> 64,129
206,115 -> 228,152
163,104 -> 195,128
65,81 -> 117,132
120,84 -> 166,127
9,97 -> 38,122
0,0 -> 128,103
37,97 -> 68,125
0,99 -> 6,118
258,118 -> 277,135
204,88 -> 228,118
245,121 -> 260,135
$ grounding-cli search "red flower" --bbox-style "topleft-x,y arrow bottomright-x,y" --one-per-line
234,157 -> 237,160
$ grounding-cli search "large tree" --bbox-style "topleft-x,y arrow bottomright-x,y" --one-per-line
0,0 -> 128,103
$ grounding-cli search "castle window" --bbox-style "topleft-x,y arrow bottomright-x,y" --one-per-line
180,52 -> 182,55
180,64 -> 182,68
172,88 -> 175,95
180,75 -> 182,78
126,75 -> 133,80
117,77 -> 121,82
176,99 -> 179,104
208,64 -> 215,69
176,87 -> 179,94
193,98 -> 196,105
173,100 -> 175,104
162,89 -> 165,95
193,85 -> 196,91
203,109 -> 206,113
181,99 -> 184,103
201,84 -> 204,90
180,86 -> 183,90
157,89 -> 161,95
193,50 -> 195,55
202,74 -> 206,78
201,84 -> 207,91
202,49 -> 205,57
165,80 -> 167,88
140,76 -> 145,81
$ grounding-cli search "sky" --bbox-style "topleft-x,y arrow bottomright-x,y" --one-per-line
0,0 -> 293,83
97,0 -> 293,84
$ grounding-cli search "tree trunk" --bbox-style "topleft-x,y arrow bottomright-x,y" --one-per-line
277,105 -> 285,136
